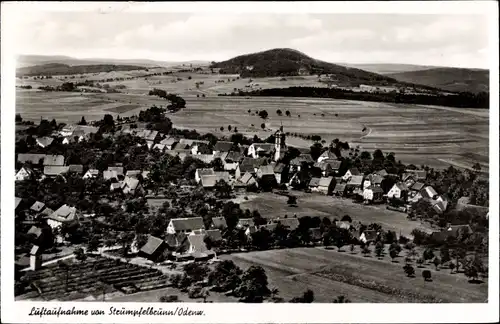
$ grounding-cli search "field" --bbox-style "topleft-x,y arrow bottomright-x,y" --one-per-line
237,192 -> 434,237
220,247 -> 488,303
16,68 -> 489,172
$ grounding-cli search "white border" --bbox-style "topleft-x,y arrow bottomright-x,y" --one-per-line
1,2 -> 499,323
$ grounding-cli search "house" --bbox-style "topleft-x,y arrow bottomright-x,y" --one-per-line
36,136 -> 54,148
195,168 -> 215,183
187,233 -> 215,260
271,163 -> 286,184
200,175 -> 217,189
110,182 -> 122,192
405,169 -> 427,181
308,177 -> 321,192
336,221 -> 352,231
290,154 -> 315,171
409,182 -> 425,199
166,217 -> 205,234
126,170 -> 141,178
363,174 -> 383,189
235,172 -> 258,189
257,223 -> 277,232
223,151 -> 241,171
256,165 -> 275,179
83,169 -> 99,179
214,171 -> 231,183
30,201 -> 46,214
333,184 -> 346,197
342,168 -> 361,181
359,230 -> 379,244
43,166 -> 70,177
235,158 -> 266,179
213,141 -> 234,154
121,176 -> 143,195
377,169 -> 389,177
387,182 -> 409,200
68,164 -> 84,174
104,170 -> 120,181
27,225 -> 53,248
107,166 -> 124,177
429,224 -> 473,244
248,143 -> 275,158
421,186 -> 438,200
318,177 -> 335,195
46,204 -> 78,229
17,153 -> 47,166
138,235 -> 170,262
363,186 -> 385,203
314,159 -> 342,177
210,217 -> 227,230
432,200 -> 447,214
237,218 -> 255,229
272,217 -> 300,231
152,143 -> 166,152
191,142 -> 212,155
195,154 -> 215,164
456,196 -> 489,215
245,225 -> 258,238
346,175 -> 363,193
317,150 -> 338,163
15,166 -> 34,181
159,137 -> 178,150
141,171 -> 150,179
205,229 -> 223,243
43,155 -> 65,166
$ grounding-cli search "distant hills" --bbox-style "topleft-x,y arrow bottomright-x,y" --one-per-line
337,63 -> 439,75
210,48 -> 401,85
16,63 -> 149,76
386,68 -> 489,94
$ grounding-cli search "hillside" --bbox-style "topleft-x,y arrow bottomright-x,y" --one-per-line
338,63 -> 439,75
387,68 -> 489,93
211,48 -> 400,85
16,63 -> 150,76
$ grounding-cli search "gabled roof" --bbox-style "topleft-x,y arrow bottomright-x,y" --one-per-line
18,153 -> 46,164
30,201 -> 45,212
48,204 -> 77,222
107,166 -> 124,176
291,154 -> 314,165
110,182 -> 122,190
193,142 -> 213,154
348,168 -> 361,176
27,226 -> 43,238
366,174 -> 383,185
122,176 -> 140,190
43,155 -> 65,166
40,207 -> 54,217
188,234 -> 210,253
205,229 -> 223,242
366,186 -> 384,193
214,171 -> 231,183
195,154 -> 215,164
318,176 -> 334,187
211,217 -> 227,229
141,171 -> 150,179
103,170 -> 119,180
240,172 -> 256,184
170,217 -> 205,231
251,143 -> 275,152
75,125 -> 98,134
318,150 -> 337,160
160,137 -> 178,146
238,218 -> 255,228
196,168 -> 216,177
258,165 -> 275,176
126,170 -> 141,178
377,169 -> 388,177
178,138 -> 197,147
214,151 -> 229,161
258,224 -> 277,232
334,184 -> 346,192
140,235 -> 165,255
225,151 -> 242,162
44,166 -> 70,176
144,130 -> 159,141
36,136 -> 54,147
411,182 -> 425,191
421,186 -> 438,199
433,201 -> 447,214
273,163 -> 286,173
85,169 -> 99,176
309,177 -> 321,187
15,197 -> 22,209
153,144 -> 165,151
347,175 -> 363,186
274,217 -> 300,231
68,164 -> 83,173
214,141 -> 234,152
315,159 -> 342,171
394,182 -> 408,191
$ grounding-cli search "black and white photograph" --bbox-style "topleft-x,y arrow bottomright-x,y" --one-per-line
1,1 -> 498,323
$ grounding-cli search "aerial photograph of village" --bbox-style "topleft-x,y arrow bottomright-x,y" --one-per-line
13,10 -> 490,304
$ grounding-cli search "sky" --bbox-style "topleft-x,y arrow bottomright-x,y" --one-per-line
13,11 -> 491,68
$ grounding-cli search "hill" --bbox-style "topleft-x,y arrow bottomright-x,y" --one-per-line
210,48 -> 401,85
337,63 -> 439,75
387,68 -> 489,93
16,63 -> 150,76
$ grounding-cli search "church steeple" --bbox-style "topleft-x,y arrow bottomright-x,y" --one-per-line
274,123 -> 286,161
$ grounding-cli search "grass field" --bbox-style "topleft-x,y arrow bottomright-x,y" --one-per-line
15,69 -> 489,172
237,192 -> 434,237
220,247 -> 488,303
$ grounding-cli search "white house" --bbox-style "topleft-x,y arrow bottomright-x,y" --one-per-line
83,169 -> 99,179
342,168 -> 361,181
166,217 -> 205,235
363,186 -> 384,203
247,143 -> 275,159
195,168 -> 215,183
46,204 -> 78,229
36,137 -> 54,148
121,176 -> 143,195
15,167 -> 33,181
387,182 -> 409,200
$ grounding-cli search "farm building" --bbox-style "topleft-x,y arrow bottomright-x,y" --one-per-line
159,137 -> 178,150
15,166 -> 34,181
213,141 -> 234,154
191,142 -> 212,155
30,201 -> 46,214
195,154 -> 215,164
225,151 -> 243,163
121,176 -> 143,195
290,154 -> 315,171
410,182 -> 425,193
210,217 -> 227,230
308,177 -> 321,192
68,164 -> 84,174
103,170 -> 119,181
138,235 -> 170,262
82,169 -> 99,179
342,168 -> 361,181
317,150 -> 338,163
187,233 -> 215,260
333,183 -> 346,197
46,204 -> 78,229
363,174 -> 383,189
256,165 -> 275,179
43,155 -> 65,166
166,217 -> 205,235
429,224 -> 473,244
195,168 -> 215,183
235,158 -> 266,179
314,159 -> 342,177
359,230 -> 379,244
421,186 -> 438,199
126,170 -> 141,178
346,175 -> 363,194
235,172 -> 258,189
17,153 -> 47,166
205,229 -> 223,243
43,166 -> 70,177
237,218 -> 255,229
363,186 -> 385,203
152,144 -> 166,152
387,182 -> 409,200
107,166 -> 124,177
248,143 -> 275,159
318,176 -> 335,195
36,136 -> 54,148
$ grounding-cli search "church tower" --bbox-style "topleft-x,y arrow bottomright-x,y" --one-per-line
274,125 -> 286,161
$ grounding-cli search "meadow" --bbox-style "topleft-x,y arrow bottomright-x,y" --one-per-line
220,247 -> 488,303
15,68 -> 489,172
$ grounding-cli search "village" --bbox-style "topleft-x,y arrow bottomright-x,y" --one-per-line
14,107 -> 490,303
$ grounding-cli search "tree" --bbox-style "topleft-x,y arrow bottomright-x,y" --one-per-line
276,109 -> 283,116
422,270 -> 432,282
208,260 -> 243,292
375,241 -> 384,258
287,195 -> 297,206
416,258 -> 424,268
449,262 -> 456,274
260,123 -> 266,130
74,247 -> 87,262
423,248 -> 435,263
433,257 -> 441,270
285,110 -> 291,117
349,243 -> 355,254
333,295 -> 351,303
86,235 -> 101,254
258,110 -> 268,120
472,163 -> 481,173
220,126 -> 224,131
403,264 -> 415,277
463,256 -> 484,282
16,113 -> 23,123
290,289 -> 314,303
228,125 -> 232,131
390,248 -> 398,262
78,116 -> 88,125
362,245 -> 371,257
236,266 -> 271,303
341,215 -> 352,222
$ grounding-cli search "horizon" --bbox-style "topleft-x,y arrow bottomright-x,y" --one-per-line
13,12 -> 490,69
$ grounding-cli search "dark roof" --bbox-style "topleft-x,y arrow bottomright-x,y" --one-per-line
349,168 -> 361,176
238,218 -> 255,228
68,164 -> 84,173
36,136 -> 54,147
420,186 -> 438,199
377,169 -> 388,177
43,155 -> 65,166
258,165 -> 275,176
140,235 -> 165,255
309,177 -> 321,187
240,172 -> 256,185
291,155 -> 314,165
333,184 -> 346,192
252,143 -> 275,152
318,176 -> 334,188
18,153 -> 47,164
205,229 -> 223,242
170,217 -> 205,231
188,234 -> 209,254
274,217 -> 300,231
225,151 -> 243,162
347,175 -> 363,186
411,182 -> 425,191
211,217 -> 227,229
366,186 -> 384,193
214,141 -> 234,152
